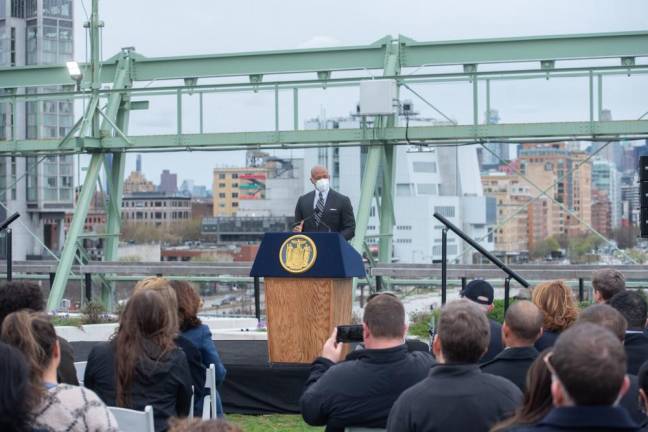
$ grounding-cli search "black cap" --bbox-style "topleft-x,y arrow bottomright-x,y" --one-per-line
461,280 -> 494,305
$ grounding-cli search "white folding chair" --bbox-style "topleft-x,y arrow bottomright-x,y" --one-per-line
201,363 -> 221,419
189,385 -> 194,419
109,405 -> 155,432
74,361 -> 87,386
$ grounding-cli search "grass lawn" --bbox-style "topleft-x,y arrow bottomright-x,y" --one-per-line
227,414 -> 323,431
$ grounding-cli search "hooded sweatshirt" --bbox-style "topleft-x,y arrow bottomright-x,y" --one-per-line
84,339 -> 192,432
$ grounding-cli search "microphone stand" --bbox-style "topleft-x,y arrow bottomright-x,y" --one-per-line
0,213 -> 20,281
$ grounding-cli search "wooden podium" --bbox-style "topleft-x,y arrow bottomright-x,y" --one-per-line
250,232 -> 365,363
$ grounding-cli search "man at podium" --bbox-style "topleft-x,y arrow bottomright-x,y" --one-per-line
293,165 -> 356,240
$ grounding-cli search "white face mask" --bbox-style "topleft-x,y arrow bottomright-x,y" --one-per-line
315,178 -> 330,193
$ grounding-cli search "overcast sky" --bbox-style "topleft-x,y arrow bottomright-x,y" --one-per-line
74,0 -> 648,187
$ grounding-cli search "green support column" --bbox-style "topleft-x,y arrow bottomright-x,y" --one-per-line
378,144 -> 396,263
102,152 -> 125,309
351,144 -> 383,254
351,38 -> 400,263
100,52 -> 133,309
47,154 -> 103,311
377,40 -> 400,265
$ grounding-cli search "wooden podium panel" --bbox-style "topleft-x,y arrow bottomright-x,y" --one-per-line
265,277 -> 352,363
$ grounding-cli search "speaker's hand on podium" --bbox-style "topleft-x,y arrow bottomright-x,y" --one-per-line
321,328 -> 343,364
293,220 -> 304,233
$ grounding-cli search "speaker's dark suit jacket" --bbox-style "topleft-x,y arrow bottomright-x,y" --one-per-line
294,189 -> 355,240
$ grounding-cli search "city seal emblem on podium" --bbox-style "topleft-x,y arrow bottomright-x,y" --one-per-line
279,234 -> 318,274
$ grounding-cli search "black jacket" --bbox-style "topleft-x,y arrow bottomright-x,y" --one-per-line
84,340 -> 192,432
387,363 -> 522,432
481,319 -> 504,363
511,406 -> 642,431
300,344 -> 434,432
481,346 -> 539,392
534,330 -> 560,352
174,335 -> 207,414
57,336 -> 79,386
622,374 -> 647,425
295,189 -> 355,240
625,332 -> 648,375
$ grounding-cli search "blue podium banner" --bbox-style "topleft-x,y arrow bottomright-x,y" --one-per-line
250,232 -> 366,278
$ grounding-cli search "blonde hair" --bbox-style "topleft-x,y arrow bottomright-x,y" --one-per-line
532,280 -> 579,332
133,276 -> 179,332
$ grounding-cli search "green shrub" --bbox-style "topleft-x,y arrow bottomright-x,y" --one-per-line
81,301 -> 109,324
487,299 -> 510,324
408,309 -> 439,339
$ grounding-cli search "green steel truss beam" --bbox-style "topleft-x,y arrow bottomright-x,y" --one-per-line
2,120 -> 647,155
100,51 -> 133,310
47,153 -> 103,311
399,31 -> 648,66
351,39 -> 400,270
1,32 -> 647,89
47,49 -> 134,312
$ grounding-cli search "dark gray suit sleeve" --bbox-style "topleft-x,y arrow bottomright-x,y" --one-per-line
295,195 -> 304,226
339,196 -> 356,240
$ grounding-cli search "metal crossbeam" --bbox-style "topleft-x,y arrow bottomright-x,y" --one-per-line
400,31 -> 648,66
1,31 -> 647,89
2,120 -> 648,155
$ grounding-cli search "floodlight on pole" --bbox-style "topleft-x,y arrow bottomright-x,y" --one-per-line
66,61 -> 83,90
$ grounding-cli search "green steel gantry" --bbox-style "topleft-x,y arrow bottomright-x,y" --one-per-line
1,0 -> 648,310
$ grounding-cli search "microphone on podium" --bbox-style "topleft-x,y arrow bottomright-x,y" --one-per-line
292,208 -> 332,232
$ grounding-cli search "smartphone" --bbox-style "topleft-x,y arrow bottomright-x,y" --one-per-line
336,325 -> 364,343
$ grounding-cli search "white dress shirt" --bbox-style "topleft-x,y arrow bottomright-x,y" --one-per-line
312,189 -> 330,209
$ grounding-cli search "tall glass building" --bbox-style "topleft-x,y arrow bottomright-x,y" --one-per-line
0,0 -> 75,259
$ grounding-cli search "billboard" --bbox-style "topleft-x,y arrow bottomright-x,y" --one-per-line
239,173 -> 266,199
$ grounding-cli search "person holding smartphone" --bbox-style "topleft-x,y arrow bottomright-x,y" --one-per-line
299,294 -> 434,432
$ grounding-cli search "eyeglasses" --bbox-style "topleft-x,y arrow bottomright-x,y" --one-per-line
543,351 -> 574,403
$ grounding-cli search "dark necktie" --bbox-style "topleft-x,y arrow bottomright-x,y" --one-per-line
314,192 -> 325,226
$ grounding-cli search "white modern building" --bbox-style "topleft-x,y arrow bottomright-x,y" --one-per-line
304,114 -> 492,263
0,0 -> 76,260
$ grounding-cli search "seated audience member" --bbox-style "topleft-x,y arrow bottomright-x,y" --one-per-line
300,294 -> 435,431
460,279 -> 503,362
491,348 -> 553,432
387,300 -> 522,432
531,280 -> 578,351
481,300 -> 543,392
364,292 -> 430,354
134,277 -> 207,414
609,291 -> 648,375
577,304 -> 645,424
84,289 -> 192,432
0,281 -> 78,385
637,362 -> 648,429
0,342 -> 38,432
170,280 -> 227,415
1,311 -> 117,432
592,268 -> 626,304
511,323 -> 639,432
168,418 -> 242,432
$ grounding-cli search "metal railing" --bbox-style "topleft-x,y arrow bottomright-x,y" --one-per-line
4,259 -> 648,317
